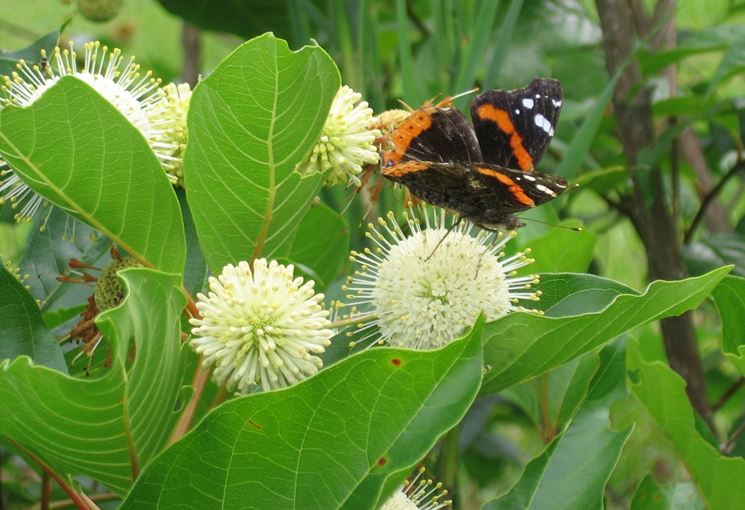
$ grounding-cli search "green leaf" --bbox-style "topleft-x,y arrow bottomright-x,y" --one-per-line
0,264 -> 65,372
502,351 -> 599,432
177,189 -> 208,295
156,0 -> 296,40
121,320 -> 485,510
0,26 -> 63,77
711,275 -> 745,374
17,207 -> 109,311
185,34 -> 340,271
628,340 -> 745,510
683,234 -> 745,278
0,77 -> 186,274
481,266 -> 731,393
525,226 -> 597,274
485,343 -> 632,509
536,273 -> 634,315
708,35 -> 745,95
630,476 -> 705,510
0,269 -> 186,494
555,71 -> 620,179
287,203 -> 349,288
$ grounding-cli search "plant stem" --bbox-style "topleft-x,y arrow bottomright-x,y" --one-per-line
169,363 -> 211,444
684,160 -> 745,244
439,424 -> 461,503
49,493 -> 119,510
7,439 -> 97,510
41,471 -> 52,510
713,377 -> 745,413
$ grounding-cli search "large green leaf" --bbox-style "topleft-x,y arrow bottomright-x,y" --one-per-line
185,34 -> 340,271
481,267 -> 730,393
0,269 -> 186,495
286,202 -> 349,288
0,77 -> 186,273
628,340 -> 745,510
0,26 -> 62,77
711,275 -> 745,374
525,227 -> 597,274
630,476 -> 704,510
485,343 -> 631,509
156,0 -> 297,41
121,320 -> 484,510
18,207 -> 109,311
0,265 -> 65,372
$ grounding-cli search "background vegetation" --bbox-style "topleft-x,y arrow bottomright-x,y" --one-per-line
2,0 -> 745,508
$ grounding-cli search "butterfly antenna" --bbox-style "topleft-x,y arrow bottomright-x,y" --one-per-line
425,216 -> 463,262
397,98 -> 416,112
517,217 -> 583,231
450,87 -> 480,102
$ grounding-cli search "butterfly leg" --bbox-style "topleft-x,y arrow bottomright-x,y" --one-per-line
424,215 -> 463,262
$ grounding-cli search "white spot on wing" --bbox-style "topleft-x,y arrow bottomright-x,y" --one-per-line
534,113 -> 553,134
515,109 -> 520,115
535,93 -> 540,99
522,98 -> 534,109
536,184 -> 556,196
552,99 -> 562,107
523,174 -> 536,181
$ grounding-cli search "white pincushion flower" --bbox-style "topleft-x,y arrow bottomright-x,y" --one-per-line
296,85 -> 380,187
379,467 -> 452,510
344,209 -> 541,349
157,82 -> 192,186
0,41 -> 176,222
190,259 -> 333,393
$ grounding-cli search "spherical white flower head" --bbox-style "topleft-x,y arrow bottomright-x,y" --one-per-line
296,85 -> 380,187
344,210 -> 540,349
156,82 -> 192,186
0,41 -> 175,222
379,467 -> 452,510
190,259 -> 333,393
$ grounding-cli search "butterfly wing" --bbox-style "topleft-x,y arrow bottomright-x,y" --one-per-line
470,78 -> 563,171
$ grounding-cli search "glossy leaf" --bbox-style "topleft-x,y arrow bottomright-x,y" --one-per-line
526,226 -> 597,274
185,34 -> 340,271
628,340 -> 745,510
0,77 -> 186,273
630,476 -> 704,510
485,343 -> 631,509
0,269 -> 186,494
481,266 -> 730,393
17,207 -> 109,311
121,320 -> 484,510
683,234 -> 745,278
0,26 -> 62,76
156,0 -> 296,40
287,202 -> 349,288
0,265 -> 65,372
536,272 -> 634,314
711,275 -> 745,374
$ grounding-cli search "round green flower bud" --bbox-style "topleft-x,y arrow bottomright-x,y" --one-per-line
77,0 -> 124,22
94,256 -> 143,311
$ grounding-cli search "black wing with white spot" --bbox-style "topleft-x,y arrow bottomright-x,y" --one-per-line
470,78 -> 563,171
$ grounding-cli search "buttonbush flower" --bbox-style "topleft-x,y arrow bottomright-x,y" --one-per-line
157,82 -> 192,186
190,259 -> 333,393
380,467 -> 452,510
343,209 -> 541,349
296,85 -> 380,187
0,41 -> 175,221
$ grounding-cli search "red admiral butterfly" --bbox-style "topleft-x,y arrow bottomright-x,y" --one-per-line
382,78 -> 570,230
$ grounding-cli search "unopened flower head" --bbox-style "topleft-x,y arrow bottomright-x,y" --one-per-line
379,467 -> 452,510
157,82 -> 192,186
343,209 -> 541,349
190,259 -> 333,393
0,41 -> 176,222
296,85 -> 380,187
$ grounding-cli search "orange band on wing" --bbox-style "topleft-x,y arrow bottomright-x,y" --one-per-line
383,110 -> 433,165
477,167 -> 535,206
475,104 -> 534,171
382,161 -> 429,178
